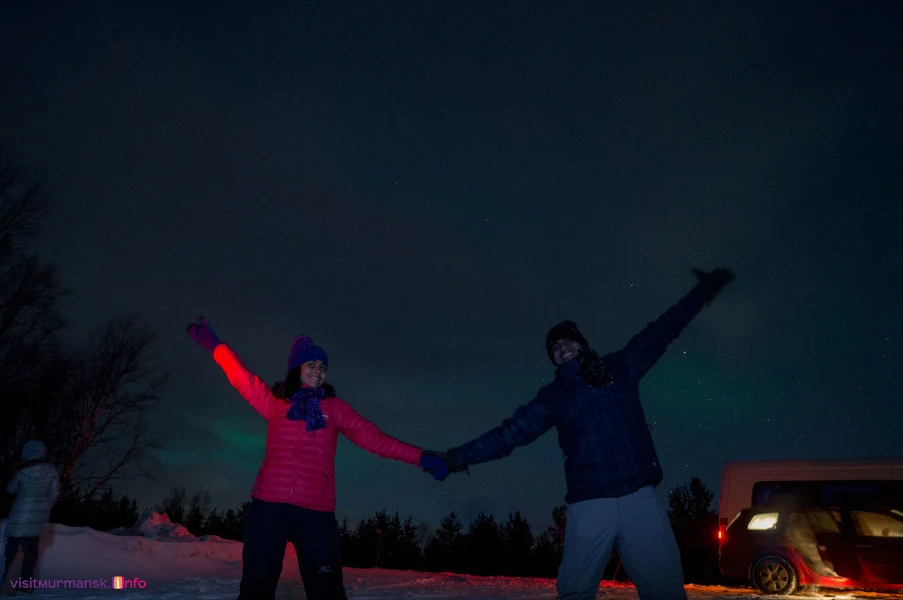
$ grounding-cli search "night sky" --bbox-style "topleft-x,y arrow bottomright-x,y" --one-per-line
2,2 -> 901,530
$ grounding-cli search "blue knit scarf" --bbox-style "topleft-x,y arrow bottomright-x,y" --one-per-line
286,387 -> 327,431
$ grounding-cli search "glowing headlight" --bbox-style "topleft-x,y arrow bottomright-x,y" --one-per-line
747,513 -> 779,530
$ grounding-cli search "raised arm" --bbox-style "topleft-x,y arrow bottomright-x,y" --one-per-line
334,399 -> 423,466
213,345 -> 280,418
621,268 -> 734,381
451,395 -> 555,468
187,317 -> 278,419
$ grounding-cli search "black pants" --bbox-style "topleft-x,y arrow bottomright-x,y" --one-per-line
238,499 -> 347,600
3,536 -> 40,585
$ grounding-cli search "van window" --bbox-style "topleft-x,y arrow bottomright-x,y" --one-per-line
752,480 -> 902,511
823,482 -> 883,505
850,511 -> 903,538
753,482 -> 808,506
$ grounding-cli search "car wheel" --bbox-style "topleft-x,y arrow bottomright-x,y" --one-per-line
751,554 -> 798,596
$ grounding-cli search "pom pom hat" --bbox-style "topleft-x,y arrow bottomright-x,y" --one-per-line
287,335 -> 328,372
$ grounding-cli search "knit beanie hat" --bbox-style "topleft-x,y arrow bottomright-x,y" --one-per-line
545,320 -> 589,364
22,440 -> 47,461
287,335 -> 329,372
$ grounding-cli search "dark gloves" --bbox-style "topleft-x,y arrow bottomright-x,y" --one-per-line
186,316 -> 221,354
421,449 -> 468,481
692,268 -> 734,302
420,452 -> 450,481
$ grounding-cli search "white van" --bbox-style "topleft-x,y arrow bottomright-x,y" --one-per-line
719,458 -> 903,534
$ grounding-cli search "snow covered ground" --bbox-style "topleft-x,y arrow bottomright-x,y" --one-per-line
1,516 -> 900,599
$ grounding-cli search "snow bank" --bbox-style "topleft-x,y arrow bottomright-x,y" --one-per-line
1,519 -> 246,592
105,510 -> 196,540
2,520 -> 899,599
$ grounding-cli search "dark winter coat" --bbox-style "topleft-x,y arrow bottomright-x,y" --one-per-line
454,285 -> 711,503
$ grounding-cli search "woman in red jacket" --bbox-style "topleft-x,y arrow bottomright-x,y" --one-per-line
187,317 -> 447,600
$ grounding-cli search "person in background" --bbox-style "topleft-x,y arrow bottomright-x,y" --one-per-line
2,440 -> 60,596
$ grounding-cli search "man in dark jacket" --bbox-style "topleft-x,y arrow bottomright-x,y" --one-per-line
432,268 -> 733,600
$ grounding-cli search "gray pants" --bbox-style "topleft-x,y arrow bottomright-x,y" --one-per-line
557,486 -> 687,600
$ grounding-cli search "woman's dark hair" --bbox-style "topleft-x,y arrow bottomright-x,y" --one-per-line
271,367 -> 336,401
580,348 -> 614,388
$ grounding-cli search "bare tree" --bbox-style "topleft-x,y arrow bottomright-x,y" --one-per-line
0,154 -> 169,503
0,153 -> 65,472
47,315 -> 167,495
0,152 -> 52,261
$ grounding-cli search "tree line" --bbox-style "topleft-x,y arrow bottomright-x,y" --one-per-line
39,476 -> 724,584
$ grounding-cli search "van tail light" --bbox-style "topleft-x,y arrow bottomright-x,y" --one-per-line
718,517 -> 728,544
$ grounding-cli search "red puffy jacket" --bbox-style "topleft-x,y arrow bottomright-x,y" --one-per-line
214,344 -> 423,512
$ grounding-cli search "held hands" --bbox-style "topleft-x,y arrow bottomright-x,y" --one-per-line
421,449 -> 468,482
420,453 -> 450,481
692,268 -> 734,301
186,316 -> 221,354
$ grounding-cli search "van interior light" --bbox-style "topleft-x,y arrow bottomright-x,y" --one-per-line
747,513 -> 779,530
